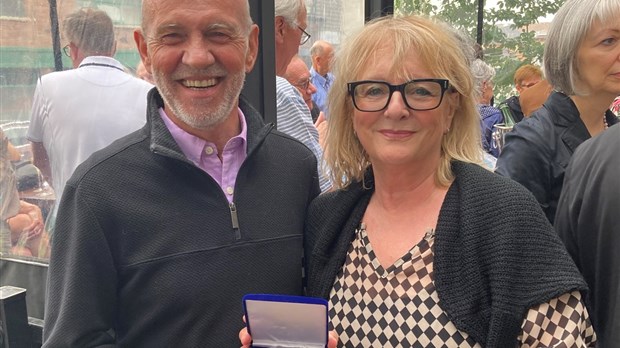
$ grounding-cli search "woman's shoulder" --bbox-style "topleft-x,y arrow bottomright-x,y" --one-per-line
513,108 -> 555,138
310,183 -> 367,214
452,161 -> 542,211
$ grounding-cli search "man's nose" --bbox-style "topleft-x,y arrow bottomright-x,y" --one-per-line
182,37 -> 216,68
309,82 -> 317,94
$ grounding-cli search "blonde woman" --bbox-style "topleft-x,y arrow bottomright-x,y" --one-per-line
303,15 -> 595,347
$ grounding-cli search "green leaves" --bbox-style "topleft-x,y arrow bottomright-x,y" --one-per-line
394,0 -> 565,101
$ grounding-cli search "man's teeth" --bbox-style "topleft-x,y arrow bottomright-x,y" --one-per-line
183,79 -> 216,88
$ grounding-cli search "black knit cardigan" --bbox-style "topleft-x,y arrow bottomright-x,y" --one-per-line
304,161 -> 587,347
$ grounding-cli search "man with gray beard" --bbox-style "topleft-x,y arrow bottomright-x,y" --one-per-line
42,0 -> 320,346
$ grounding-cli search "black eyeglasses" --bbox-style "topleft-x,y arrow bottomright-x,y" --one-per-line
520,82 -> 538,89
347,79 -> 452,112
298,26 -> 311,45
62,44 -> 71,57
293,79 -> 311,90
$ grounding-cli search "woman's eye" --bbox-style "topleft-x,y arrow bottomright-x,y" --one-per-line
410,88 -> 432,97
358,85 -> 387,98
601,37 -> 617,46
366,87 -> 385,96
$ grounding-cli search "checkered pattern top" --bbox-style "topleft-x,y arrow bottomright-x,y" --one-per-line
328,224 -> 596,347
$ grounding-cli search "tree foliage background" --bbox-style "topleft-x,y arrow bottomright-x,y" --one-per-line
394,0 -> 564,101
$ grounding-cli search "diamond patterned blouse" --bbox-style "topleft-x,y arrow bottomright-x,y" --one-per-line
328,224 -> 596,347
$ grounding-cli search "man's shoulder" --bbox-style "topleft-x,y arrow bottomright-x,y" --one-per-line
124,75 -> 155,89
275,76 -> 291,89
572,124 -> 620,163
38,69 -> 78,85
69,128 -> 147,182
263,128 -> 315,157
275,76 -> 299,97
275,79 -> 309,119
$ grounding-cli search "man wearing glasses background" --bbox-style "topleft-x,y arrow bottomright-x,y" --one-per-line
27,8 -> 153,233
274,0 -> 331,192
283,55 -> 320,122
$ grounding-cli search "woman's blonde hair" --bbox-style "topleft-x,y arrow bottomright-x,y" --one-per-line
325,15 -> 481,189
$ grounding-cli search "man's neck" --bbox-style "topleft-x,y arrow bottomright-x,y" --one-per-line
169,110 -> 242,155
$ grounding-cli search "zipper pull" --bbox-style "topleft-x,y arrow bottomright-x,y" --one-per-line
229,202 -> 241,240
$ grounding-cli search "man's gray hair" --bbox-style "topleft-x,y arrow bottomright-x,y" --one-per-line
544,0 -> 620,95
275,0 -> 304,27
63,8 -> 115,56
310,40 -> 332,57
140,0 -> 253,35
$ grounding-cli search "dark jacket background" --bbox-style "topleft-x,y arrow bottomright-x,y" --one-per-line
500,95 -> 524,123
495,91 -> 618,224
555,124 -> 620,348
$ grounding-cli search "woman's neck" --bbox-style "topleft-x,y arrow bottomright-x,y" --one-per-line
371,162 -> 445,212
571,94 -> 613,136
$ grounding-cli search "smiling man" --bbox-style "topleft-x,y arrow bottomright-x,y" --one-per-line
42,0 -> 320,346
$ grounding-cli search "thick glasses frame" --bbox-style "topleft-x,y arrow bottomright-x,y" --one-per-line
347,79 -> 451,112
298,26 -> 311,45
293,79 -> 311,90
62,44 -> 71,57
519,82 -> 538,89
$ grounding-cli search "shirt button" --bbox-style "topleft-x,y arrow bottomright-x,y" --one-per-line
204,146 -> 214,155
226,186 -> 234,195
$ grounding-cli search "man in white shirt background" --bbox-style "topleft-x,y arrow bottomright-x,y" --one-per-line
27,8 -> 153,231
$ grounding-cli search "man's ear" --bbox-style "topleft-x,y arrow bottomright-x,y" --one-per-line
134,29 -> 151,73
274,16 -> 287,45
245,24 -> 260,73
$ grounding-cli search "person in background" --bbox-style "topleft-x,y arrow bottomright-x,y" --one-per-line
519,78 -> 553,117
274,0 -> 331,192
472,59 -> 503,157
43,0 -> 320,345
0,128 -> 48,258
495,0 -> 619,224
555,123 -> 620,348
27,8 -> 153,232
309,40 -> 335,116
611,95 -> 620,117
499,64 -> 543,123
284,55 -> 320,122
135,60 -> 154,83
299,15 -> 592,347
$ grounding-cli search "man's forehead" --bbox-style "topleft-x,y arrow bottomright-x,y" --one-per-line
288,61 -> 310,79
143,0 -> 248,28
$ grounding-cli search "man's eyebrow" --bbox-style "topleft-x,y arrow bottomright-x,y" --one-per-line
152,23 -> 183,35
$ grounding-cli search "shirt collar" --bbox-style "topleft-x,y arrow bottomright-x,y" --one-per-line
78,56 -> 125,71
159,108 -> 248,164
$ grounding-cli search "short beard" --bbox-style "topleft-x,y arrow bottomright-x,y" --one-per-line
154,66 -> 246,129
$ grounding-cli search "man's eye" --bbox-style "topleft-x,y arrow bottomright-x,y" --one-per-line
207,31 -> 236,43
160,33 -> 184,44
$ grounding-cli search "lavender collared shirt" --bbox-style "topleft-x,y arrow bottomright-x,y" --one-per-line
160,108 -> 248,203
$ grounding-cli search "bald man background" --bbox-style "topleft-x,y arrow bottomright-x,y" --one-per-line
309,40 -> 334,117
